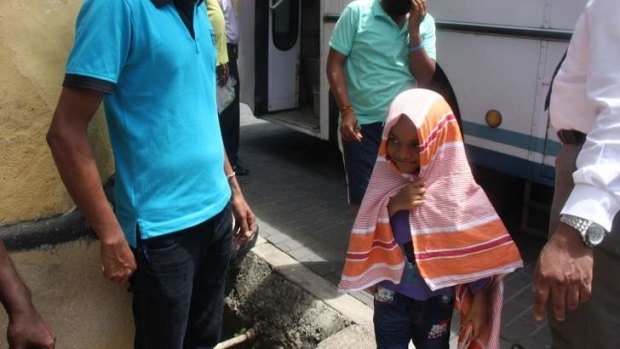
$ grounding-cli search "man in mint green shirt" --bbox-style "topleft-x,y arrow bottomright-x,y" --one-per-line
327,0 -> 436,212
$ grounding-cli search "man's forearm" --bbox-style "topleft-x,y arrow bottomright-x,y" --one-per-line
223,151 -> 243,196
0,242 -> 33,317
328,71 -> 350,109
408,34 -> 436,87
47,146 -> 122,244
47,126 -> 124,244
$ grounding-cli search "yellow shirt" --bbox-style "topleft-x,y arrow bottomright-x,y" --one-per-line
206,0 -> 228,65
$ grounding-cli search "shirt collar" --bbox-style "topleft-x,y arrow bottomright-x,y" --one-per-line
371,0 -> 390,19
151,0 -> 204,8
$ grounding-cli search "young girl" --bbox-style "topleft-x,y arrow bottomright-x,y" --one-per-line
339,89 -> 523,349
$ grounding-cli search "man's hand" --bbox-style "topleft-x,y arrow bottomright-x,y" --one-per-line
408,0 -> 428,33
100,235 -> 136,284
339,111 -> 362,142
216,63 -> 230,87
533,223 -> 594,322
387,179 -> 426,216
230,192 -> 257,245
7,306 -> 55,349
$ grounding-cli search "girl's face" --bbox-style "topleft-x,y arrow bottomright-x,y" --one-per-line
387,116 -> 420,174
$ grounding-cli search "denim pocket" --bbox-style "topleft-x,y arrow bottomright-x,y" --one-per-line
139,233 -> 186,275
144,233 -> 181,252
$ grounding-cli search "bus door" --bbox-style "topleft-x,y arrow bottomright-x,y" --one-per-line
238,0 -> 301,115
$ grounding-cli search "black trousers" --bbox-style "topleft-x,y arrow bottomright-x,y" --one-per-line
219,44 -> 240,166
130,205 -> 233,349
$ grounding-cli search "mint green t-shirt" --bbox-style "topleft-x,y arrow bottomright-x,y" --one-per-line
329,0 -> 437,125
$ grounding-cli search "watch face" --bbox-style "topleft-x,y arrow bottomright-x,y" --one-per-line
587,225 -> 605,246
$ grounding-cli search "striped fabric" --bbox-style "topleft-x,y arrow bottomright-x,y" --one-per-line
455,278 -> 504,349
338,89 -> 523,347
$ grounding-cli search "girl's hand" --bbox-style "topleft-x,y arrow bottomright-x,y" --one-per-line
387,179 -> 425,216
463,287 -> 490,340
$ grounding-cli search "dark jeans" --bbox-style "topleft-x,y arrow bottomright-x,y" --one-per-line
374,291 -> 454,349
219,44 -> 240,165
341,122 -> 383,205
130,205 -> 233,349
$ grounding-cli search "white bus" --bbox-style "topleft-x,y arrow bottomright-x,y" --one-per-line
238,0 -> 585,187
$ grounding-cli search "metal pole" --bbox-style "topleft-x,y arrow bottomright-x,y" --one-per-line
214,327 -> 257,349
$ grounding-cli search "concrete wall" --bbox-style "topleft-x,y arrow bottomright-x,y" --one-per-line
0,0 -> 114,225
0,240 -> 134,349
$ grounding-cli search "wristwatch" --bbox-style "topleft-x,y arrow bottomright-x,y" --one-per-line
559,214 -> 607,247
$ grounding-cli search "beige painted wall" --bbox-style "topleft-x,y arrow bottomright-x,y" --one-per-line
0,0 -> 114,224
0,240 -> 134,349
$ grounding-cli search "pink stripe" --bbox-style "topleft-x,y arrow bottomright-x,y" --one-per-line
345,240 -> 398,260
419,114 -> 456,152
339,266 -> 403,291
346,254 -> 368,260
372,240 -> 397,249
416,234 -> 512,260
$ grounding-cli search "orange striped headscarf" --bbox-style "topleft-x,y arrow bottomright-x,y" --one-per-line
339,89 -> 523,292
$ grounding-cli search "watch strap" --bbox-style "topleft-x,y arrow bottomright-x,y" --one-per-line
559,214 -> 606,247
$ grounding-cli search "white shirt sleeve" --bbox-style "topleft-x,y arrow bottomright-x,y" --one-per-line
217,0 -> 239,44
559,0 -> 620,232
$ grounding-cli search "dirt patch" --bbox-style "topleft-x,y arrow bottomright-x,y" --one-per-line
226,253 -> 350,348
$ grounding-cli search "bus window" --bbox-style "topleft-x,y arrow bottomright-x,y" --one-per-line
272,0 -> 300,51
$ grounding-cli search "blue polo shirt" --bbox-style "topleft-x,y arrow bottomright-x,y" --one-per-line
65,0 -> 231,247
329,0 -> 436,125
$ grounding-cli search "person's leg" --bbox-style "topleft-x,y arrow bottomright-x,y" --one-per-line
184,205 -> 233,349
373,290 -> 415,349
411,294 -> 453,349
341,122 -> 383,212
130,230 -> 196,349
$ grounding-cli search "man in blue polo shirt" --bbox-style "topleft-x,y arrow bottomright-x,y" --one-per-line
46,0 -> 256,348
326,0 -> 436,213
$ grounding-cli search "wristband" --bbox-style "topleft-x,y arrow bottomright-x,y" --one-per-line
409,43 -> 424,53
341,105 -> 354,114
226,172 -> 236,180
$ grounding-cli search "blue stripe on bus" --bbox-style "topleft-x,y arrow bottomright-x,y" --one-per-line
465,145 -> 555,187
462,121 -> 562,156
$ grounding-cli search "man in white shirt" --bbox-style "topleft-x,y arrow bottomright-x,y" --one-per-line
534,0 -> 620,347
217,0 -> 248,175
